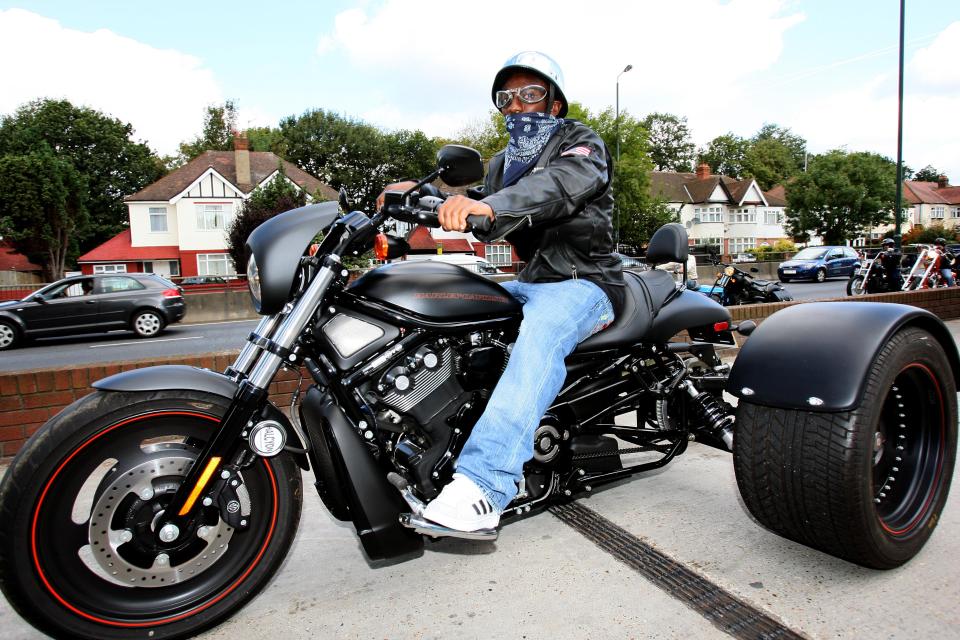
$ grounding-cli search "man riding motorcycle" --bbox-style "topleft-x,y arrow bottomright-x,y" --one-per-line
379,51 -> 623,533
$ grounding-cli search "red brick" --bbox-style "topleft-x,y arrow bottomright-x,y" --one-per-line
0,395 -> 23,411
75,388 -> 94,400
103,364 -> 121,378
35,371 -> 55,392
17,374 -> 37,395
0,408 -> 48,427
23,390 -> 75,409
2,439 -> 25,457
274,380 -> 299,394
0,376 -> 18,396
0,425 -> 24,442
70,367 -> 90,389
25,422 -> 45,437
200,355 -> 215,370
54,370 -> 71,390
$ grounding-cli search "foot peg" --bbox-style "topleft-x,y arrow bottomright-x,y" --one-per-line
399,513 -> 498,541
388,472 -> 497,541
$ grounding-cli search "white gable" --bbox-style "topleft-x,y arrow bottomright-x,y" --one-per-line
708,185 -> 728,202
739,182 -> 769,206
171,168 -> 245,203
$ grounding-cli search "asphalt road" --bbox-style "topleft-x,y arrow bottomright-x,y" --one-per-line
0,280 -> 850,373
0,319 -> 258,373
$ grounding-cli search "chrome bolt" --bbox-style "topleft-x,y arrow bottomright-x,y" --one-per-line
139,487 -> 154,501
240,519 -> 247,527
202,497 -> 213,507
155,553 -> 169,567
895,457 -> 902,462
328,306 -> 335,314
515,508 -> 523,515
888,476 -> 895,482
874,498 -> 881,503
118,529 -> 133,544
454,428 -> 461,434
364,430 -> 374,440
341,269 -> 349,277
893,466 -> 900,472
564,490 -> 572,496
231,480 -> 238,487
431,472 -> 439,479
897,446 -> 905,451
585,486 -> 592,492
880,492 -> 887,498
358,421 -> 368,429
158,524 -> 179,543
220,470 -> 230,479
197,526 -> 212,540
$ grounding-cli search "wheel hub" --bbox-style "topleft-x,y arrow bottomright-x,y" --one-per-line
87,455 -> 235,587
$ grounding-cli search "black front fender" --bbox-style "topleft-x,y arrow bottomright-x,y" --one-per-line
727,302 -> 960,412
92,365 -> 309,468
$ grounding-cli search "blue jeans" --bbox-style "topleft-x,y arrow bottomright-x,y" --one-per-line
941,269 -> 956,286
455,279 -> 614,511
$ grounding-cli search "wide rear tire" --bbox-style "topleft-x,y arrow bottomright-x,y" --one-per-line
0,389 -> 302,639
733,326 -> 957,569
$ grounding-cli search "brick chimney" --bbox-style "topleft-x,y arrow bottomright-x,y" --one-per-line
695,163 -> 711,179
938,174 -> 949,189
234,132 -> 251,188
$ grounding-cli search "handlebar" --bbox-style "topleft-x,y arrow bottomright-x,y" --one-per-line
383,199 -> 493,234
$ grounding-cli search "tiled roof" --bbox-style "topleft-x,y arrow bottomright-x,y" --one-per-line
77,229 -> 180,263
904,180 -> 960,205
126,151 -> 338,202
766,185 -> 787,206
0,242 -> 42,272
650,171 -> 784,207
405,226 -> 475,253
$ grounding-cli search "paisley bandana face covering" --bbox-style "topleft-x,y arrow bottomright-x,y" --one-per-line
502,112 -> 562,187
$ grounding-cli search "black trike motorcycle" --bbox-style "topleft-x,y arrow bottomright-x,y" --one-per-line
0,146 -> 956,639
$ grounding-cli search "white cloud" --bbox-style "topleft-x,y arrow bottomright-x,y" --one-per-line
0,8 -> 223,155
909,21 -> 960,90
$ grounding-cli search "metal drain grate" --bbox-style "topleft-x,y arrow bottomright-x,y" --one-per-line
550,501 -> 806,640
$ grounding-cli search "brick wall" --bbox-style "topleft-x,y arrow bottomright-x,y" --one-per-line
0,351 -> 304,460
1,287 -> 958,462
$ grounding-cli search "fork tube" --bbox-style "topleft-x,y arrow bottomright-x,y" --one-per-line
228,313 -> 283,377
247,261 -> 340,390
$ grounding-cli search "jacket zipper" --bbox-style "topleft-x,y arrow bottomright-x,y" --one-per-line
488,214 -> 533,244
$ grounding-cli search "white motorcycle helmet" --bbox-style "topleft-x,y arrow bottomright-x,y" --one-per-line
491,51 -> 568,118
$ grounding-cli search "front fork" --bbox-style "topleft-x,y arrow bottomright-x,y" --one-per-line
155,258 -> 343,541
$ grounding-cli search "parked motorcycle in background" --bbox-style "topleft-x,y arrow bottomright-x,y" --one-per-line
902,245 -> 946,290
848,248 -> 903,295
696,255 -> 793,305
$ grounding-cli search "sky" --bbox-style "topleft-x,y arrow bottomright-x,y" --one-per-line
0,0 -> 958,182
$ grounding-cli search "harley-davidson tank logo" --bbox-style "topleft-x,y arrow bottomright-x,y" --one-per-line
413,292 -> 510,303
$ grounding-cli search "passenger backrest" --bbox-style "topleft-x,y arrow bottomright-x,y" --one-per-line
646,223 -> 689,265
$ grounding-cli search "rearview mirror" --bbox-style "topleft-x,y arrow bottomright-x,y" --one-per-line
437,145 -> 484,187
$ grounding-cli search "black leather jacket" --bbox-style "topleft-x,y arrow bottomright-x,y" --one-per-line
475,119 -> 624,304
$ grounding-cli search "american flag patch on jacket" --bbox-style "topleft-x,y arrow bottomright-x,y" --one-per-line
560,146 -> 592,157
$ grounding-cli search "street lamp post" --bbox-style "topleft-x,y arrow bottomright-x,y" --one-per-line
615,64 -> 633,248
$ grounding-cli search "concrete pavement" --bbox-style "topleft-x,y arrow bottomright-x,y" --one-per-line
1,321 -> 958,639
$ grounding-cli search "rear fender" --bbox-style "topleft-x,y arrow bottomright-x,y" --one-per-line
727,302 -> 960,412
92,365 -> 309,469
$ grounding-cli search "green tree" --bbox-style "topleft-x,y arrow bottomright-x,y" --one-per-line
752,123 -> 807,169
0,98 -> 164,262
0,147 -> 89,279
912,164 -> 943,183
247,125 -> 288,157
177,101 -> 238,162
785,150 -> 898,245
743,137 -> 800,190
454,110 -> 508,160
225,163 -> 307,272
641,112 -> 695,172
280,109 -> 439,213
700,133 -> 749,178
900,224 -> 959,244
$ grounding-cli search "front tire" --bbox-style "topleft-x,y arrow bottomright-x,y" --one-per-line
132,310 -> 165,338
0,319 -> 20,350
814,267 -> 826,282
733,326 -> 957,569
0,390 -> 302,639
847,275 -> 866,296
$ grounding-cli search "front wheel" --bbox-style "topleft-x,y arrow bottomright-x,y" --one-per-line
0,319 -> 20,350
847,275 -> 866,296
0,390 -> 302,639
132,310 -> 165,338
814,267 -> 827,282
734,326 -> 957,569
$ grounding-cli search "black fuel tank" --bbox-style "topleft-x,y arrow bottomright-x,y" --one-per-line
348,261 -> 521,320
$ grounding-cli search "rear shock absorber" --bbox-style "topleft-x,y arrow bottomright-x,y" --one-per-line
679,380 -> 734,450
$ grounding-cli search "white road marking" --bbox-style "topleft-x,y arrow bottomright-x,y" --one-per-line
89,336 -> 205,348
180,319 -> 259,327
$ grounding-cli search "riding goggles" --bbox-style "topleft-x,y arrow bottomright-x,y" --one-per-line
495,84 -> 548,110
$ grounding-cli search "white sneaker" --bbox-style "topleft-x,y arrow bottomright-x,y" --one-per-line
422,473 -> 500,532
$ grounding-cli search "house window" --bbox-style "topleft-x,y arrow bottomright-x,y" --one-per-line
485,244 -> 512,266
730,237 -> 756,253
196,204 -> 225,230
700,206 -> 723,223
142,260 -> 180,276
149,207 -> 168,232
930,206 -> 945,219
731,208 -> 756,223
951,207 -> 960,218
93,264 -> 127,274
197,253 -> 233,276
764,209 -> 783,224
693,236 -> 722,247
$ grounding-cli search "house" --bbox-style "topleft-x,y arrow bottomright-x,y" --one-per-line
904,175 -> 960,231
0,241 -> 44,285
650,164 -> 789,254
394,226 -> 523,273
78,136 -> 337,278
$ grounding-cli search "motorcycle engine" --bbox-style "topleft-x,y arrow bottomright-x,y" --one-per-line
364,331 -> 511,498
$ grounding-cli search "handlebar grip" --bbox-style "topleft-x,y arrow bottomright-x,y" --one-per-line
467,215 -> 493,234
